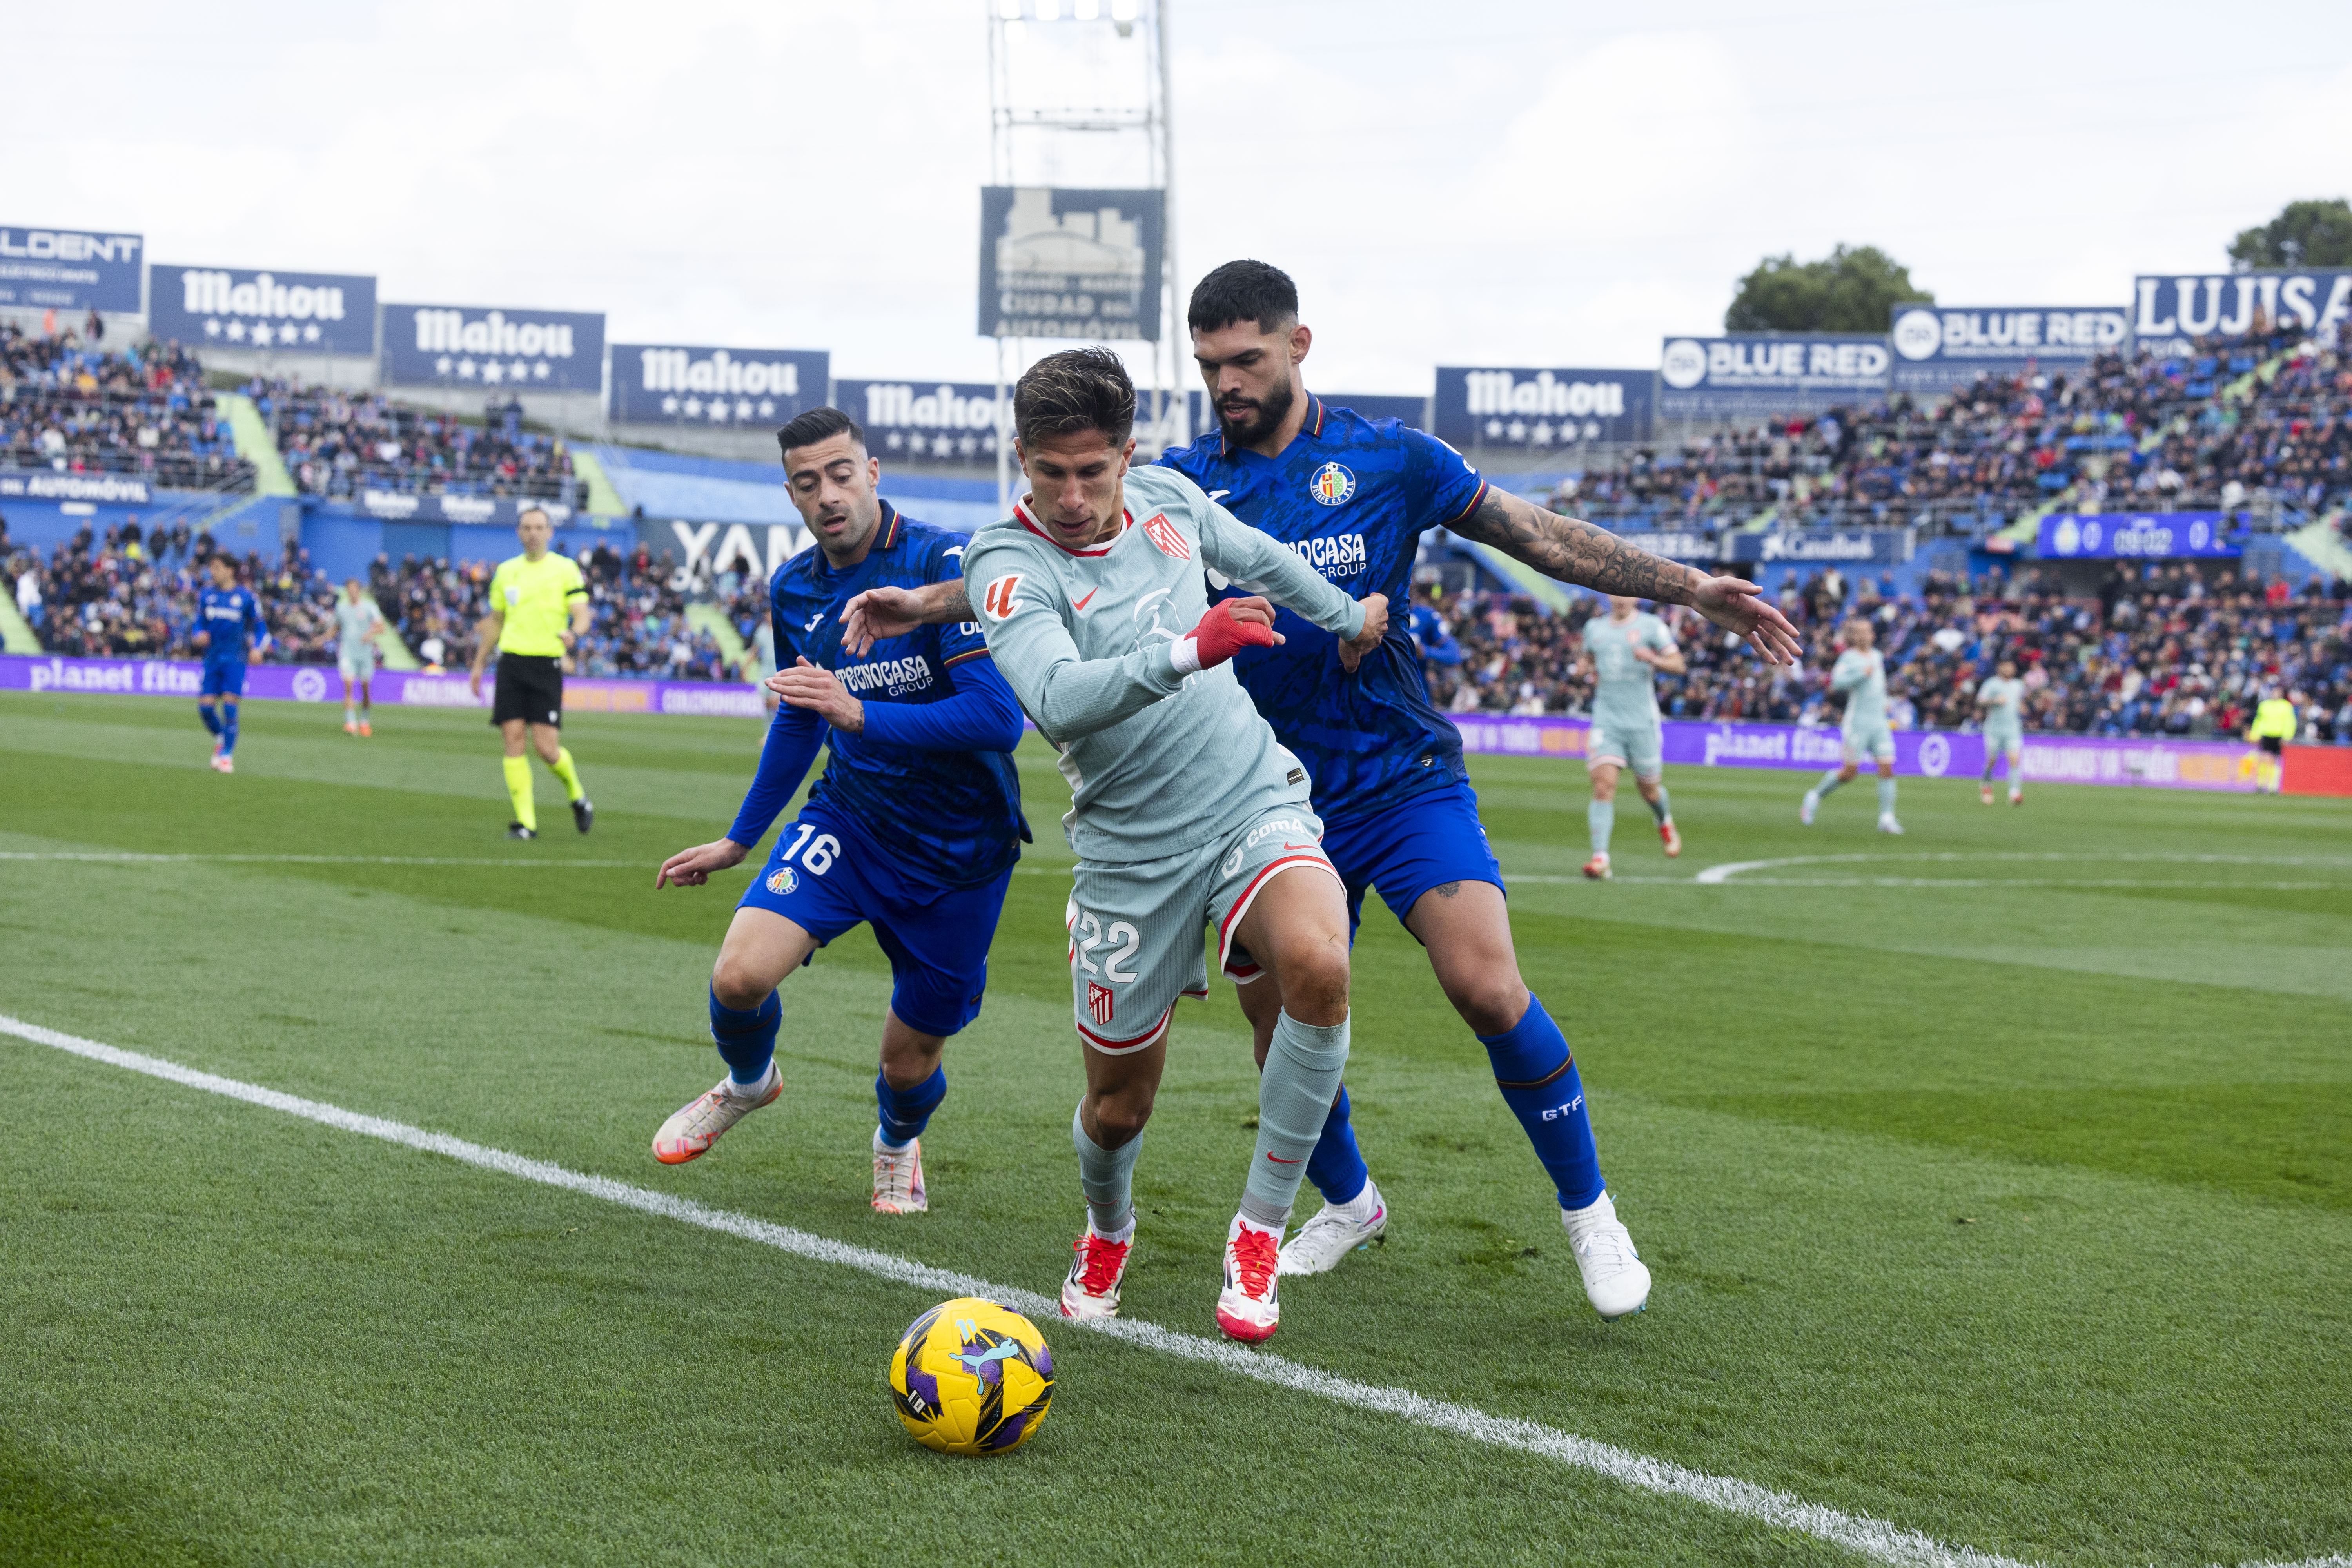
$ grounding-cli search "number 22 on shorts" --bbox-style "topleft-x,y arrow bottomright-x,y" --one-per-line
1069,907 -> 1139,982
779,823 -> 841,876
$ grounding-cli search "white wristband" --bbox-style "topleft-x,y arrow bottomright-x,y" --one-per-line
1169,635 -> 1203,677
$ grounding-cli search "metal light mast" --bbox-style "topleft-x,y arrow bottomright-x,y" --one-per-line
986,0 -> 1180,512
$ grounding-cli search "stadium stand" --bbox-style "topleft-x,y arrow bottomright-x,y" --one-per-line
1414,562 -> 2352,743
1546,323 -> 2352,539
0,326 -> 256,492
256,382 -> 590,508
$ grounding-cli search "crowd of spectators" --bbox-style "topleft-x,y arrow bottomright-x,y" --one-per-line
5,520 -> 733,680
259,384 -> 588,507
0,326 -> 254,491
361,540 -> 729,679
5,521 -> 341,662
1413,562 -> 2352,744
1547,321 -> 2352,537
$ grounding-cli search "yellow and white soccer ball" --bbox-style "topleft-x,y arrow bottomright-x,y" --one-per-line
889,1296 -> 1055,1455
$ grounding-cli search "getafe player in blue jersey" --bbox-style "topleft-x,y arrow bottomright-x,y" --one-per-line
192,553 -> 270,774
1158,261 -> 1803,1318
651,407 -> 1029,1214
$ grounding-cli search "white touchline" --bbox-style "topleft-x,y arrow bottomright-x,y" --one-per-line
0,852 -> 652,868
1693,852 -> 2352,887
0,1012 -> 2329,1568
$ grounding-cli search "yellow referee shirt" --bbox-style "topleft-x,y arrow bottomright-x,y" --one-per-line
488,552 -> 588,657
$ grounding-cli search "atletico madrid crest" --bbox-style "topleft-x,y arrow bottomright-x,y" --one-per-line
1087,982 -> 1115,1025
1140,512 -> 1190,560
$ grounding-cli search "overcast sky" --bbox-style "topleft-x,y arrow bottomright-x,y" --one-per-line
13,0 -> 2351,395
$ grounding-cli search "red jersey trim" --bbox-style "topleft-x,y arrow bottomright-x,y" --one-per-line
942,647 -> 993,667
1014,499 -> 1131,557
1216,854 -> 1342,973
1077,1004 -> 1173,1056
1445,479 -> 1490,527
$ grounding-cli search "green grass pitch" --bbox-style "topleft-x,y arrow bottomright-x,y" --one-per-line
2,689 -> 2348,1567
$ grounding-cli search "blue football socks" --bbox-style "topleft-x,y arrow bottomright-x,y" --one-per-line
876,1066 -> 947,1149
1304,1083 -> 1370,1207
219,701 -> 240,755
708,988 -> 781,1088
1481,994 -> 1604,1210
198,703 -> 222,737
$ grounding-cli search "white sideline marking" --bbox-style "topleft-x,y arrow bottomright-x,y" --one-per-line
0,1011 -> 2028,1568
0,852 -> 651,868
1695,851 -> 2352,887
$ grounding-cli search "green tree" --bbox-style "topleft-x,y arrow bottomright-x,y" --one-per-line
1724,244 -> 1933,333
2227,199 -> 2352,270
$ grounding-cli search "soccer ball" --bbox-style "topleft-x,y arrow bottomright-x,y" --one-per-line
889,1296 -> 1055,1455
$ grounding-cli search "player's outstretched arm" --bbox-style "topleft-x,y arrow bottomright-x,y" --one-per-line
668,703 -> 826,888
1196,499 -> 1369,646
1451,489 -> 1802,666
655,837 -> 749,889
838,581 -> 971,659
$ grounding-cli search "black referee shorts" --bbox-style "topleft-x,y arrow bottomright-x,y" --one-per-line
2258,735 -> 2283,757
491,653 -> 565,728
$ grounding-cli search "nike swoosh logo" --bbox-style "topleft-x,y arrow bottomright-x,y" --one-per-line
1073,589 -> 1098,612
1265,1154 -> 1301,1164
1282,842 -> 1318,851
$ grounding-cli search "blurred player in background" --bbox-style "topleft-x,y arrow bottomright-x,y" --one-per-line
2247,687 -> 2299,793
335,578 -> 387,737
1578,595 -> 1684,880
1975,657 -> 2025,804
192,552 -> 269,774
844,348 -> 1387,1343
1803,617 -> 1902,833
1156,261 -> 1798,1318
468,506 -> 593,840
651,408 -> 1028,1216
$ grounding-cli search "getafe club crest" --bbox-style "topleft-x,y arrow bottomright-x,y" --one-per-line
767,866 -> 798,896
1308,462 -> 1356,506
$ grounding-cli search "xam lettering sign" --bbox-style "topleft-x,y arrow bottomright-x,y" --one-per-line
653,519 -> 813,588
1887,305 -> 2127,392
1433,367 -> 1652,449
2131,271 -> 2352,357
0,224 -> 144,310
149,265 -> 377,355
610,344 -> 828,427
381,303 -> 607,392
1657,335 -> 1889,419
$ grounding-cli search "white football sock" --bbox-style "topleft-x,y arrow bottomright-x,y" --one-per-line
1333,1180 -> 1383,1224
1087,1213 -> 1135,1246
874,1126 -> 913,1154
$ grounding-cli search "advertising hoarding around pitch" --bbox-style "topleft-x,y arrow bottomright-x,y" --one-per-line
2036,512 -> 2243,561
1434,367 -> 1651,449
149,264 -> 377,355
978,187 -> 1165,341
2131,272 -> 2352,357
1887,305 -> 2127,392
1657,335 -> 1889,419
609,344 -> 828,427
837,379 -> 1009,465
1724,528 -> 1913,566
0,224 -> 144,312
381,303 -> 606,393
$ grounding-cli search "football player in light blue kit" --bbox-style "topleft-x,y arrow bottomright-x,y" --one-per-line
1578,594 -> 1685,881
650,407 -> 1029,1217
191,553 -> 270,774
1975,658 -> 2026,805
1802,617 -> 1903,833
1154,262 -> 1802,1319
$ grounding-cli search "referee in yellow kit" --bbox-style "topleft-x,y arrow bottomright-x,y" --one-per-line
468,506 -> 595,839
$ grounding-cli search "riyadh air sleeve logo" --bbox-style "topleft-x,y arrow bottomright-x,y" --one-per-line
1140,513 -> 1190,561
981,573 -> 1025,619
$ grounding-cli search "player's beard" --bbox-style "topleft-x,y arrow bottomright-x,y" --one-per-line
1216,377 -> 1296,446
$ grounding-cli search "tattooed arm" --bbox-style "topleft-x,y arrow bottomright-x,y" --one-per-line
1449,488 -> 1803,665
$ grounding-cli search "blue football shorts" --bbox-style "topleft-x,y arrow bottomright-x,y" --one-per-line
1319,778 -> 1506,946
735,804 -> 1014,1039
199,661 -> 247,698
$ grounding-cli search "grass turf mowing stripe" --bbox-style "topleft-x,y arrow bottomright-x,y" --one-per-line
2,1010 -> 2029,1568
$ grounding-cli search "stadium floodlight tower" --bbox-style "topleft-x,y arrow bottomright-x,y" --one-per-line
985,0 -> 1180,512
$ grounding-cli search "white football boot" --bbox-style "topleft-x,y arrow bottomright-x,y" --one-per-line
871,1132 -> 928,1214
1581,852 -> 1612,881
1658,819 -> 1681,858
1060,1226 -> 1132,1320
1799,790 -> 1819,825
1877,813 -> 1905,835
652,1065 -> 780,1165
1214,1216 -> 1283,1343
1278,1186 -> 1388,1277
1563,1190 -> 1651,1319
